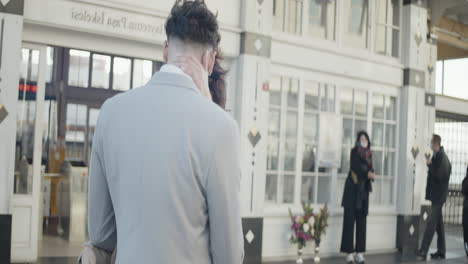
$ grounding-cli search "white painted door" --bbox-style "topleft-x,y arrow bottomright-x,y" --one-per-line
11,43 -> 47,263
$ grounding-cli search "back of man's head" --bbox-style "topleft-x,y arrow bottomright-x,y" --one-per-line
433,134 -> 442,146
165,0 -> 220,55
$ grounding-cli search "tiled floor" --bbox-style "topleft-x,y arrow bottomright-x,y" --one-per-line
35,226 -> 468,264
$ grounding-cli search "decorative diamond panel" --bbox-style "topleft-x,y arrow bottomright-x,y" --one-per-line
245,230 -> 255,244
248,128 -> 261,147
409,225 -> 415,236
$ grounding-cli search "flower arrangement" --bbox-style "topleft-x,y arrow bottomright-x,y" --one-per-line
288,203 -> 330,263
288,203 -> 314,250
313,204 -> 329,244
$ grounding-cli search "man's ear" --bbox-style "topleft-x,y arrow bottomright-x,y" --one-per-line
202,50 -> 217,75
163,40 -> 169,63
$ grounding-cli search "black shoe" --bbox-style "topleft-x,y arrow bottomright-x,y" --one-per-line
415,249 -> 427,261
430,251 -> 446,259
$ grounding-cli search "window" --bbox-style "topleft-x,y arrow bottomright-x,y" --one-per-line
344,0 -> 369,49
371,94 -> 397,205
435,58 -> 468,100
375,0 -> 400,57
265,76 -> 299,204
68,49 -> 90,87
273,0 -> 303,35
46,46 -> 54,83
301,81 -> 335,205
113,57 -> 131,91
91,54 -> 111,89
266,76 -> 337,205
65,104 -> 87,162
308,0 -> 336,40
133,59 -> 153,88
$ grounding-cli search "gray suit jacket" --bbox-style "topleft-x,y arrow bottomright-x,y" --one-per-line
87,71 -> 244,264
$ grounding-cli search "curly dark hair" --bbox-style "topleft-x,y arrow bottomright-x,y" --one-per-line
165,0 -> 221,48
209,52 -> 228,109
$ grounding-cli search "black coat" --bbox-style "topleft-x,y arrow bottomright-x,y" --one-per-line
462,166 -> 468,207
425,147 -> 451,205
342,147 -> 373,215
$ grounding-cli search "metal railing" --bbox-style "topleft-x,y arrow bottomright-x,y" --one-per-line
443,184 -> 464,225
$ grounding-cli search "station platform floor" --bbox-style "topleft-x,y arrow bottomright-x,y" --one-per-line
35,225 -> 467,264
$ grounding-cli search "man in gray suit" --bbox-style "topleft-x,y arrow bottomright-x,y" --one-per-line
87,1 -> 244,263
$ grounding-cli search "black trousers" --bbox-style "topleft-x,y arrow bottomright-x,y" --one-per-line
341,208 -> 367,253
421,203 -> 446,254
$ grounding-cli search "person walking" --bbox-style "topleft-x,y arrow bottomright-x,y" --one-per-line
341,131 -> 375,264
416,134 -> 452,261
462,165 -> 468,258
86,1 -> 244,263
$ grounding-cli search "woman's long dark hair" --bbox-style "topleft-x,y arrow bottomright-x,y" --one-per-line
355,131 -> 371,149
209,51 -> 227,109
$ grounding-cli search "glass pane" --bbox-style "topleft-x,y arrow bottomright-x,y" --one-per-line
273,0 -> 285,32
372,150 -> 383,175
132,59 -> 153,88
88,108 -> 100,162
66,104 -> 87,161
317,177 -> 331,204
385,124 -> 396,148
15,48 -> 41,194
354,90 -> 367,117
345,0 -> 369,49
20,49 -> 29,80
91,54 -> 111,89
302,141 -> 317,172
284,140 -> 296,171
304,80 -> 319,111
320,84 -> 335,112
340,88 -> 353,115
308,0 -> 336,40
286,110 -> 298,138
68,49 -> 90,87
354,119 -> 367,136
336,177 -> 346,205
375,24 -> 387,55
301,176 -> 315,204
265,174 -> 278,202
382,179 -> 393,205
372,122 -> 384,147
283,174 -> 295,203
270,76 -> 282,106
371,178 -> 381,204
113,57 -> 131,91
343,118 -> 353,146
386,96 -> 396,121
286,78 -> 299,109
46,46 -> 54,83
384,151 -> 395,176
267,109 -> 280,170
391,28 -> 400,58
373,94 -> 385,119
287,0 -> 303,35
339,146 -> 351,174
303,113 -> 318,141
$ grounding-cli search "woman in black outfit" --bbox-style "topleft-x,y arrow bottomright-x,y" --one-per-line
462,165 -> 468,258
341,131 -> 375,264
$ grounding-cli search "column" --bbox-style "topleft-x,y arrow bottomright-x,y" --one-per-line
0,1 -> 24,263
396,0 -> 435,260
236,0 -> 272,263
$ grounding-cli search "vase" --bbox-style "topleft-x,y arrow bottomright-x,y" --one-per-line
296,246 -> 304,264
314,240 -> 321,263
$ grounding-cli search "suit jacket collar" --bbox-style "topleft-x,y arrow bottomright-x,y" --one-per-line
148,71 -> 201,95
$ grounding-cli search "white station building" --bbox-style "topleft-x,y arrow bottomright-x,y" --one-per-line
0,0 -> 468,263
